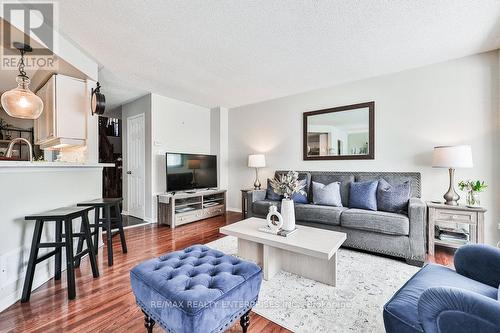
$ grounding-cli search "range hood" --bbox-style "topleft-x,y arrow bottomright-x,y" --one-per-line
39,138 -> 85,150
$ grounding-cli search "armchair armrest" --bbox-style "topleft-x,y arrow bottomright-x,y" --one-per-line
418,287 -> 500,333
454,244 -> 500,288
407,197 -> 426,263
246,190 -> 266,218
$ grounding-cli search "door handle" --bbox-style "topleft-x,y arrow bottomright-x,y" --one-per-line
126,171 -> 132,174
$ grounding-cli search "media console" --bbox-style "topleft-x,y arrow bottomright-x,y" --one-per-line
157,189 -> 226,228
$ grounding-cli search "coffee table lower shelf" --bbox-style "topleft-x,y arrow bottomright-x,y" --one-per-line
238,238 -> 338,286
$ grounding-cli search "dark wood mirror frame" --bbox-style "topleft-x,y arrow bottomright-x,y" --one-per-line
303,101 -> 375,160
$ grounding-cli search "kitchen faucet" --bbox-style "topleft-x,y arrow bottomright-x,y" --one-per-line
6,137 -> 33,162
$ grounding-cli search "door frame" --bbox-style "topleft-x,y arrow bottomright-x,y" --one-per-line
126,113 -> 146,220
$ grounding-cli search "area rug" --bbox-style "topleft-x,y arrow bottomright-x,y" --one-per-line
205,236 -> 419,333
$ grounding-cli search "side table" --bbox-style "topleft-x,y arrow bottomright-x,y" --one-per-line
427,201 -> 486,256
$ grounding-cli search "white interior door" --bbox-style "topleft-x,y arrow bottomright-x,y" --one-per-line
126,114 -> 145,219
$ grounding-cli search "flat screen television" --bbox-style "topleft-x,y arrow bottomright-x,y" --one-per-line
166,153 -> 217,192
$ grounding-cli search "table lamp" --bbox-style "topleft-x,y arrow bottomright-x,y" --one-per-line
248,154 -> 266,190
432,145 -> 473,205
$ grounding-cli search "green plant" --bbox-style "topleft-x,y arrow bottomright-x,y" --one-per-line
269,171 -> 306,199
458,180 -> 487,193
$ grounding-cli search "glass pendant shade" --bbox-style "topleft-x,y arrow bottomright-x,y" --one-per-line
1,76 -> 44,119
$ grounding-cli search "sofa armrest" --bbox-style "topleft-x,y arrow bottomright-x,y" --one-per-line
418,287 -> 500,333
454,244 -> 500,288
407,197 -> 426,262
246,190 -> 266,218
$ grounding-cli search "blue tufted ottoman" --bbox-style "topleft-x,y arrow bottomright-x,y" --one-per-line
130,244 -> 262,333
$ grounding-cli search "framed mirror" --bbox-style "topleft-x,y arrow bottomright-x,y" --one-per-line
303,101 -> 374,160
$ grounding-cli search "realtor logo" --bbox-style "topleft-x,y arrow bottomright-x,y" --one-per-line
1,1 -> 57,70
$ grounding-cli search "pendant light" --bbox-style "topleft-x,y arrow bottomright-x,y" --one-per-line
0,42 -> 44,119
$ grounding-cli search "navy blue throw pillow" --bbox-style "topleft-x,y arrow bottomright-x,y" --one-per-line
291,179 -> 308,204
377,178 -> 411,213
349,180 -> 378,211
266,179 -> 283,201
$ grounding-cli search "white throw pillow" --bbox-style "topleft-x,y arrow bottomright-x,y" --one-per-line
312,181 -> 343,207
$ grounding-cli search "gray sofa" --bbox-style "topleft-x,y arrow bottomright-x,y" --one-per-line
247,171 -> 426,266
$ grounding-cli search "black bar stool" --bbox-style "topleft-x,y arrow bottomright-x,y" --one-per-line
22,206 -> 99,302
76,198 -> 127,266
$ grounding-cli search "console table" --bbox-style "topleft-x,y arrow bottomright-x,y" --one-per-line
157,189 -> 226,228
427,202 -> 486,256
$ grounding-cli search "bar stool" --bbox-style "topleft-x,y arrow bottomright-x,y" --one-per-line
22,206 -> 99,302
76,198 -> 127,266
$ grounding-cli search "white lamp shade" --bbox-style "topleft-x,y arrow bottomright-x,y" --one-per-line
432,145 -> 473,168
248,154 -> 266,168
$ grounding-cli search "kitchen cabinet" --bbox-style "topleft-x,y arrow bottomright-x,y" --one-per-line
35,74 -> 87,148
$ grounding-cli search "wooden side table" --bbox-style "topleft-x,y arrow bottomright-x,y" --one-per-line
427,202 -> 486,256
240,189 -> 253,219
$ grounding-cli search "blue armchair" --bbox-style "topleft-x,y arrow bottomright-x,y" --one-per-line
383,244 -> 500,333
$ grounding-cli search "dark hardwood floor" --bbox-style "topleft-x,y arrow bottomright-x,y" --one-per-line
0,212 -> 453,333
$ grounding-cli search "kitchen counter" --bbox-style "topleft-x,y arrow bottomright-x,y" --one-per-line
0,161 -> 114,169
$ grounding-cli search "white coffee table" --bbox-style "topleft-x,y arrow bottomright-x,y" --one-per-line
219,217 -> 346,286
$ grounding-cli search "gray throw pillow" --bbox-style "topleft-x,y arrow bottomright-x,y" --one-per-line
377,178 -> 411,213
312,181 -> 343,207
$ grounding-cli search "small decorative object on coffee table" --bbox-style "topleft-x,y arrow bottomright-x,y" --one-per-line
266,205 -> 283,232
269,171 -> 306,231
427,201 -> 486,256
458,180 -> 487,207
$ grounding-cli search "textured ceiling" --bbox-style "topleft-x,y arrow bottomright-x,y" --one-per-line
57,0 -> 500,109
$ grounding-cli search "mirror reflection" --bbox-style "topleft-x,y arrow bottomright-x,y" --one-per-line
303,102 -> 374,160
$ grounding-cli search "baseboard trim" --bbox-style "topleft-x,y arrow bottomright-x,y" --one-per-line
227,207 -> 242,213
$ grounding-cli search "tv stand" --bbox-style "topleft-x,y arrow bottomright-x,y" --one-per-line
157,189 -> 226,228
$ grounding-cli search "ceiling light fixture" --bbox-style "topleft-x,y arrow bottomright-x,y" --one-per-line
0,42 -> 44,119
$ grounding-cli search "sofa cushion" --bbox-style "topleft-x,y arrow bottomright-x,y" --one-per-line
310,174 -> 354,207
312,181 -> 343,207
384,264 -> 498,332
341,208 -> 409,235
252,200 -> 281,217
295,204 -> 347,225
349,180 -> 378,211
377,178 -> 411,214
266,179 -> 283,200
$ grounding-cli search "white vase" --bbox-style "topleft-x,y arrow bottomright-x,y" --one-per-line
266,205 -> 283,232
281,198 -> 295,231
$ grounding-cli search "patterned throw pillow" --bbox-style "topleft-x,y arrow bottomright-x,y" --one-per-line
349,180 -> 378,211
377,178 -> 411,213
312,181 -> 343,207
265,179 -> 282,201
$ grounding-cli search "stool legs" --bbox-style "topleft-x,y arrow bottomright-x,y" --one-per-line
240,310 -> 251,333
143,311 -> 155,333
21,220 -> 44,302
82,212 -> 100,278
64,218 -> 76,300
105,205 -> 113,266
93,207 -> 100,254
54,219 -> 62,280
115,202 -> 127,253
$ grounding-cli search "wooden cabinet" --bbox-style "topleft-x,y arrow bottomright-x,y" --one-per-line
157,190 -> 227,228
35,74 -> 87,148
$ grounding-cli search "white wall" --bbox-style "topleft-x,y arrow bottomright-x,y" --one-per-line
228,51 -> 500,246
211,107 -> 229,192
151,94 -> 211,221
0,167 -> 102,312
122,94 -> 152,219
